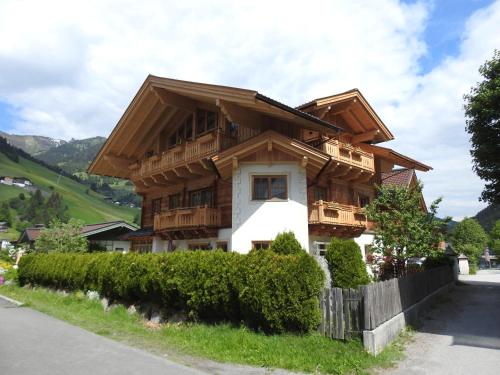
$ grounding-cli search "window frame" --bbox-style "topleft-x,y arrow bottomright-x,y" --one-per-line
252,241 -> 271,250
168,193 -> 181,210
151,198 -> 162,218
251,175 -> 288,201
313,186 -> 327,202
196,108 -> 218,137
189,187 -> 214,207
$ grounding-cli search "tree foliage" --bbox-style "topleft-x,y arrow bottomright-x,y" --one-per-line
489,220 -> 500,255
325,238 -> 370,288
269,231 -> 304,255
366,181 -> 448,277
35,219 -> 88,253
451,218 -> 488,264
464,50 -> 500,204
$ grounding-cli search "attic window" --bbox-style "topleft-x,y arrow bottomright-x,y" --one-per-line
196,109 -> 217,136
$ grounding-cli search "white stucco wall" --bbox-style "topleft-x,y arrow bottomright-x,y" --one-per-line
353,233 -> 375,260
92,240 -> 131,252
231,163 -> 309,253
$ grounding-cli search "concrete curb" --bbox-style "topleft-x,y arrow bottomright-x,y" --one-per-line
363,281 -> 454,355
0,293 -> 25,307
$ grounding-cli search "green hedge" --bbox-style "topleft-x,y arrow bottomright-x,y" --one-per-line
18,250 -> 324,333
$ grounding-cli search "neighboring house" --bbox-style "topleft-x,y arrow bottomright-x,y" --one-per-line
0,176 -> 14,186
88,76 -> 431,254
17,221 -> 137,252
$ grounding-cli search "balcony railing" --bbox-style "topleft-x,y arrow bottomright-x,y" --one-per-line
154,206 -> 220,231
309,200 -> 367,227
130,132 -> 219,180
321,140 -> 374,172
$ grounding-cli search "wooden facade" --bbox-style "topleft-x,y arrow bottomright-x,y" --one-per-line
89,76 -> 432,247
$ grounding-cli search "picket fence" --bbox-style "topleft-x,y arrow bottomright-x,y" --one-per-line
319,266 -> 454,339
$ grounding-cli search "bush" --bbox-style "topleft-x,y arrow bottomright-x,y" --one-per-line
18,250 -> 324,333
240,250 -> 324,332
269,231 -> 304,255
423,255 -> 454,270
325,238 -> 370,288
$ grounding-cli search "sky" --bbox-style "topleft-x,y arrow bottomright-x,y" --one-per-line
0,0 -> 499,220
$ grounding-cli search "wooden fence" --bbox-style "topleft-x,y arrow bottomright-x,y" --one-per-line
319,266 -> 454,339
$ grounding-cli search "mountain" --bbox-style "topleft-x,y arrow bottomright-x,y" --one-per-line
475,204 -> 500,232
0,130 -> 66,155
36,136 -> 106,174
0,137 -> 138,231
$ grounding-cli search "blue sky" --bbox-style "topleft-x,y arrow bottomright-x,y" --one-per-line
0,0 -> 499,219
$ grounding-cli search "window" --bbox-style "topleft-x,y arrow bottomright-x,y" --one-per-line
227,121 -> 239,138
359,194 -> 370,207
189,188 -> 213,207
188,243 -> 212,250
151,198 -> 162,218
196,109 -> 217,136
168,194 -> 181,210
168,133 -> 177,148
314,186 -> 327,201
145,150 -> 154,158
252,241 -> 271,250
216,241 -> 228,252
252,175 -> 287,200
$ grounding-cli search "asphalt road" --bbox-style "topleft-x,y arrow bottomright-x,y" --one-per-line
0,298 -> 207,375
384,269 -> 500,375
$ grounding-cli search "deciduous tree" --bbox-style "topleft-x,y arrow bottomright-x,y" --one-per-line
464,50 -> 500,204
35,219 -> 88,253
451,218 -> 488,265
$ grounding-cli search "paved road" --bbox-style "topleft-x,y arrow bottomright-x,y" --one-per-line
385,269 -> 500,375
0,298 -> 207,375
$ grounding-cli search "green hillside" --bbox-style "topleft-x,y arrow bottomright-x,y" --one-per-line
0,152 -> 138,224
475,204 -> 500,232
0,130 -> 66,154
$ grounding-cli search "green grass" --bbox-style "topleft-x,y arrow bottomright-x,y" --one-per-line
0,284 -> 407,374
0,153 -> 138,223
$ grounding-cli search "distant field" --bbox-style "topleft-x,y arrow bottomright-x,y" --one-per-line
0,153 -> 138,224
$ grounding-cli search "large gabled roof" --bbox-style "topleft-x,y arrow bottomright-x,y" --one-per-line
296,89 -> 394,143
89,75 -> 342,178
360,143 -> 432,172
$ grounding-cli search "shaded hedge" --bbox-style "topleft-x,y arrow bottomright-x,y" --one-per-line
18,250 -> 324,333
325,238 -> 370,288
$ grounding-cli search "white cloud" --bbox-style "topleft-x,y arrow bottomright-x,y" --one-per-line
0,0 -> 498,218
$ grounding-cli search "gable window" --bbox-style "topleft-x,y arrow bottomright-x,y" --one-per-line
151,198 -> 162,218
190,188 -> 213,207
168,194 -> 181,210
252,175 -> 287,200
314,186 -> 327,201
196,109 -> 217,136
252,241 -> 271,250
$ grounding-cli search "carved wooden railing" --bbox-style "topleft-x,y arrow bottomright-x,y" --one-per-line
309,200 -> 368,227
322,140 -> 374,172
130,132 -> 219,179
154,206 -> 220,231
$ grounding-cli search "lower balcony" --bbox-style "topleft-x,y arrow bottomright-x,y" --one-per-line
309,200 -> 368,237
154,206 -> 220,239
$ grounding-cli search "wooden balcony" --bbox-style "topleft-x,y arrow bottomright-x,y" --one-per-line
154,206 -> 220,232
322,140 -> 375,172
309,200 -> 368,237
130,132 -> 219,180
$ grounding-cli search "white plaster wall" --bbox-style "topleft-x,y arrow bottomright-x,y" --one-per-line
231,163 -> 309,254
152,237 -> 167,253
354,233 -> 375,260
112,240 -> 131,252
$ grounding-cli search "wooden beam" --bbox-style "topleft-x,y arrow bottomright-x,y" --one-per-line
173,167 -> 192,178
232,156 -> 238,170
216,99 -> 261,129
131,107 -> 180,157
317,106 -> 331,119
186,162 -> 212,176
118,98 -> 164,156
151,86 -> 197,113
104,154 -> 134,170
301,156 -> 308,168
352,129 -> 380,144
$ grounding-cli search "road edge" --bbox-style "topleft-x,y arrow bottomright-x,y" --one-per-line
0,293 -> 24,307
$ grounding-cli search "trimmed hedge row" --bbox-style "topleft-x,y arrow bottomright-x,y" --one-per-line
18,250 -> 324,333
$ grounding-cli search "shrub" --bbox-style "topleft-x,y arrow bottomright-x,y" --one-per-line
18,250 -> 324,333
239,250 -> 324,333
423,255 -> 454,270
269,231 -> 304,255
325,238 -> 370,288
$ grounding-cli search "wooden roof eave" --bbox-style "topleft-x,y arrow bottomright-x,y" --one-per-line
361,143 -> 432,172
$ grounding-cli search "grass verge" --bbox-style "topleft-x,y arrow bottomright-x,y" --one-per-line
0,284 -> 407,374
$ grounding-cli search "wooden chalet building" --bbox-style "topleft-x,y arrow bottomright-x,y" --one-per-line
89,76 -> 431,254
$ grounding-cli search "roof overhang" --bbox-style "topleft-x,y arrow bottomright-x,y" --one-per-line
88,75 -> 341,178
297,89 -> 394,143
361,144 -> 432,171
81,221 -> 138,237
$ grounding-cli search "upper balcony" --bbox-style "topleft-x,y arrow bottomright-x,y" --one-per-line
130,132 -> 220,181
154,205 -> 220,235
322,140 -> 375,172
309,200 -> 367,227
